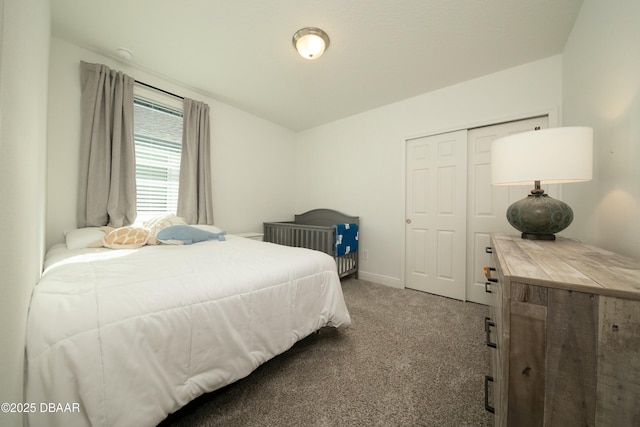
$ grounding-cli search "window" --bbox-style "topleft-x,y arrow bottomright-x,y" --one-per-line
133,95 -> 183,223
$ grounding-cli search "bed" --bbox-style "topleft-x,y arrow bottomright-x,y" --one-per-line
25,228 -> 351,427
263,209 -> 359,278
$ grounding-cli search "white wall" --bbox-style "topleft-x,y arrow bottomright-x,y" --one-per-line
0,0 -> 49,426
295,56 -> 563,287
562,0 -> 640,259
47,38 -> 297,249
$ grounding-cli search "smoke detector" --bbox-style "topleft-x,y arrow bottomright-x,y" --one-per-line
115,48 -> 133,61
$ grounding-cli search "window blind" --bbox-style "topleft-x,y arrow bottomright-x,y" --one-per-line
133,97 -> 183,222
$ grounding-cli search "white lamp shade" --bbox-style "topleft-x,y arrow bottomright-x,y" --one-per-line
491,126 -> 593,186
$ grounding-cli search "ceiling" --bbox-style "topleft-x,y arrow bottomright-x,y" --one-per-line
51,0 -> 584,132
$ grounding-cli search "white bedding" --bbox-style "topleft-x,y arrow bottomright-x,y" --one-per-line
25,235 -> 351,427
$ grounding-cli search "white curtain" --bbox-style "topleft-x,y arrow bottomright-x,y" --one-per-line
78,61 -> 136,227
177,98 -> 213,224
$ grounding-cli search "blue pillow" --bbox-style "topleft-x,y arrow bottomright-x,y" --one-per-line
156,225 -> 226,245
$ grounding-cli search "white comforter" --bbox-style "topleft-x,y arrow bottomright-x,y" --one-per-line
25,236 -> 351,427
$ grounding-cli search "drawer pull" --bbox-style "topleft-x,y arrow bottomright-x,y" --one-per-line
485,317 -> 497,348
485,281 -> 492,293
484,266 -> 498,283
485,246 -> 493,254
484,375 -> 495,413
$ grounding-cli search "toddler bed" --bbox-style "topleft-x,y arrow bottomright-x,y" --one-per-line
25,222 -> 351,427
263,209 -> 359,278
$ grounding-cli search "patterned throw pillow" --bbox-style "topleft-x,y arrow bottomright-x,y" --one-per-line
143,214 -> 188,237
102,226 -> 152,249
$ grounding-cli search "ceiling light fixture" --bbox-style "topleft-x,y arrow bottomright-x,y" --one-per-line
292,27 -> 330,60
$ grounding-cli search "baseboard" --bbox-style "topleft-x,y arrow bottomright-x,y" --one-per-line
355,271 -> 403,289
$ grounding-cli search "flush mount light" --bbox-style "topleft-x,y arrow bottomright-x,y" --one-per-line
292,27 -> 330,60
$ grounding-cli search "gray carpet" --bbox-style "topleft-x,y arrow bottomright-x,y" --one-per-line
159,279 -> 493,427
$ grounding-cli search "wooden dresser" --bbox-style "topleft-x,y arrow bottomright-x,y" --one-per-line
485,233 -> 640,427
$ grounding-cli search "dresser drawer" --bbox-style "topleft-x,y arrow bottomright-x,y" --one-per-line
484,246 -> 504,423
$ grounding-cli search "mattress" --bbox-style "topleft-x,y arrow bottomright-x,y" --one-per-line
25,235 -> 351,427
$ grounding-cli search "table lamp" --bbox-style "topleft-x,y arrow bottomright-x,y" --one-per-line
491,126 -> 593,240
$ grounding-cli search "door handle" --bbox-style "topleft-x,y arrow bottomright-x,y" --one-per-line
405,219 -> 412,224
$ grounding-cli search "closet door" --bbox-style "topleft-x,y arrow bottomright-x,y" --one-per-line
405,130 -> 467,300
466,116 -> 550,305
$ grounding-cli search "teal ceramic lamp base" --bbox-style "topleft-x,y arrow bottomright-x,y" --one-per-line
506,187 -> 573,241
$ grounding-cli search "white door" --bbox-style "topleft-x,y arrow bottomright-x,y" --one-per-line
405,130 -> 467,300
466,116 -> 554,304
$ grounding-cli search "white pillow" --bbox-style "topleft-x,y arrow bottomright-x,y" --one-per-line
64,227 -> 105,249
